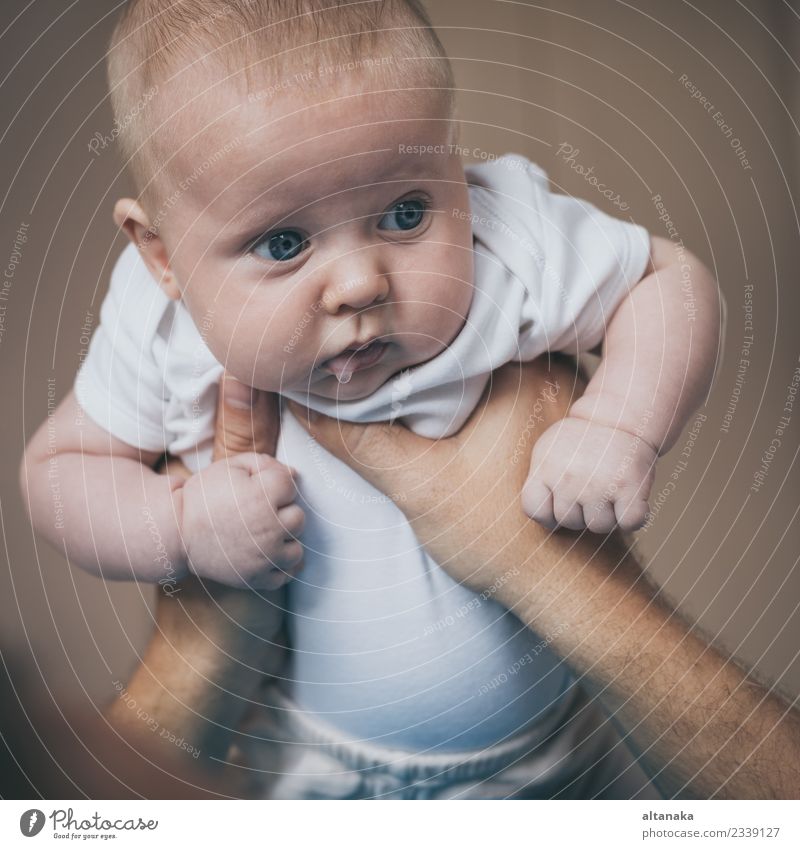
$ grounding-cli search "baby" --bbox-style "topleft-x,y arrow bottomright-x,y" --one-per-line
21,0 -> 719,798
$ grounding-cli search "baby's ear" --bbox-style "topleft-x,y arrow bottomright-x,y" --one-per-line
113,198 -> 181,300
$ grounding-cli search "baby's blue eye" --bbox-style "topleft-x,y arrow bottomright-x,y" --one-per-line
253,229 -> 307,261
378,199 -> 427,231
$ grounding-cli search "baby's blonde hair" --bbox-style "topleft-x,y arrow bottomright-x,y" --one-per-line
107,0 -> 456,208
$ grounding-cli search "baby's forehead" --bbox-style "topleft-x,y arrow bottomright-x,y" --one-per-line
157,66 -> 450,206
162,50 -> 442,132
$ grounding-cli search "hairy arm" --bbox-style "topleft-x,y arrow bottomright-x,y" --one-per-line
103,378 -> 286,792
511,533 -> 800,799
103,557 -> 284,790
290,358 -> 799,799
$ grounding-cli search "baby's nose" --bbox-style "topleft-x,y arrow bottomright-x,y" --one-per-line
321,266 -> 390,314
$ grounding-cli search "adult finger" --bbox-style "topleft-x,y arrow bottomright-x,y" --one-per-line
284,359 -> 575,511
284,399 -> 445,504
213,371 -> 281,461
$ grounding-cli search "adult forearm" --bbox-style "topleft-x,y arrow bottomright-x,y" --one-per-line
506,538 -> 800,799
280,358 -> 800,799
104,382 -> 287,793
107,577 -> 283,769
21,453 -> 187,583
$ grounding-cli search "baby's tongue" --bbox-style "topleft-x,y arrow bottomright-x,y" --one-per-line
325,355 -> 354,384
324,341 -> 384,384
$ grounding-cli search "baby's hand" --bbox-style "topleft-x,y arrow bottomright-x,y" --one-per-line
521,417 -> 656,533
179,452 -> 305,590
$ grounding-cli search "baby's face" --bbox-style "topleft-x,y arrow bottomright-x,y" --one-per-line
157,78 -> 474,401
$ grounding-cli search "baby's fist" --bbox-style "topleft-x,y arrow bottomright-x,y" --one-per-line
521,417 -> 656,533
179,452 -> 305,590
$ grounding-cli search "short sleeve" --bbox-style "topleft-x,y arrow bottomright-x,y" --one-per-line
74,243 -> 172,452
466,153 -> 651,357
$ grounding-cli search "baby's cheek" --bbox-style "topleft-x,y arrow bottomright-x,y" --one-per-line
254,340 -> 319,393
204,328 -> 277,390
250,348 -> 292,392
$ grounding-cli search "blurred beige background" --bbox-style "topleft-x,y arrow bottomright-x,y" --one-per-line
2,0 -> 798,757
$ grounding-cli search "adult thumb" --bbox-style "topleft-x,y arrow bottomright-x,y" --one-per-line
284,400 -> 447,501
213,371 -> 281,461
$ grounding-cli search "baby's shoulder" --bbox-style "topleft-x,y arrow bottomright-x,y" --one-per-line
464,153 -> 555,241
463,153 -> 557,266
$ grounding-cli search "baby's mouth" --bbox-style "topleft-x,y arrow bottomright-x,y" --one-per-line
322,340 -> 388,384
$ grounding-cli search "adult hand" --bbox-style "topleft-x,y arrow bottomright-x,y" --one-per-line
287,356 -> 600,612
211,373 -> 280,462
287,357 -> 800,800
105,372 -> 287,795
159,371 -> 288,638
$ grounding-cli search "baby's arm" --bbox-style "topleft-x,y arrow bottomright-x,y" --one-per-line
19,389 -> 304,588
522,234 -> 721,532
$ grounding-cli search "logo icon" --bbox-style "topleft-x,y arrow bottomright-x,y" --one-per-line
19,809 -> 46,837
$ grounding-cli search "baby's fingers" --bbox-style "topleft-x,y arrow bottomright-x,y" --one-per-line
614,496 -> 649,532
521,478 -> 556,529
582,500 -> 616,534
278,539 -> 304,569
277,504 -> 305,540
552,494 -> 585,531
252,543 -> 305,591
254,464 -> 299,508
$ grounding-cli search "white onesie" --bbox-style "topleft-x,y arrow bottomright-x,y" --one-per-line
76,153 -> 650,753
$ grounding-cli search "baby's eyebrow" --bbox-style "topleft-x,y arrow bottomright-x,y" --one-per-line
222,170 -> 430,239
220,180 -> 318,237
221,136 -> 451,231
226,201 -> 289,237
